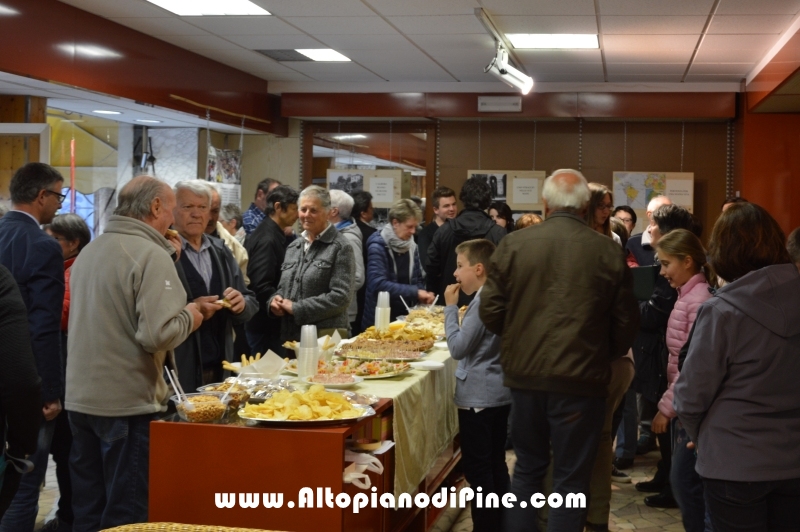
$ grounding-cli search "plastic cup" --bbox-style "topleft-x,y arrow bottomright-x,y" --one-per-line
298,347 -> 320,380
377,291 -> 390,309
300,324 -> 318,348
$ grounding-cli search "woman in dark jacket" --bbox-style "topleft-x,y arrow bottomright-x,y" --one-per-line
674,203 -> 800,531
362,199 -> 435,329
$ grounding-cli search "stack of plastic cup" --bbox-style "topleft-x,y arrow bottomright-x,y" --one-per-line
375,291 -> 391,332
298,324 -> 319,380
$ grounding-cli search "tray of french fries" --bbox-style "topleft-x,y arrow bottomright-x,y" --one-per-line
222,353 -> 264,373
238,385 -> 375,426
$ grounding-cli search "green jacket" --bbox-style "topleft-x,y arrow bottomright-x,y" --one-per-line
479,212 -> 639,397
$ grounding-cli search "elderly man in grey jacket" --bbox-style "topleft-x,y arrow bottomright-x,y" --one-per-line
66,176 -> 203,530
328,189 -> 364,333
269,186 -> 355,342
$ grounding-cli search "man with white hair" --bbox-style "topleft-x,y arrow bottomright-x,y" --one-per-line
65,176 -> 203,530
626,195 -> 672,266
171,181 -> 257,391
480,169 -> 639,532
328,189 -> 365,332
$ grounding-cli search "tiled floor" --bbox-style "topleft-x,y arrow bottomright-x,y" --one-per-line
35,448 -> 683,531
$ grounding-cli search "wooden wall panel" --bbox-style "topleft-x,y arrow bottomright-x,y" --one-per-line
0,96 -> 47,199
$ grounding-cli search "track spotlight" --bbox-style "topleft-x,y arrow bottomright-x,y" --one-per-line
485,46 -> 533,95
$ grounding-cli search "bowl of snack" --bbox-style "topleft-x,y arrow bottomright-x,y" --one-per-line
303,374 -> 364,389
197,382 -> 250,408
171,392 -> 229,423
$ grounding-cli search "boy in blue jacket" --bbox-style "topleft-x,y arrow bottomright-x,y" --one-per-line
444,239 -> 512,532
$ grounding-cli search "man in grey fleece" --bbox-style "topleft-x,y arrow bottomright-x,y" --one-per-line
65,176 -> 203,531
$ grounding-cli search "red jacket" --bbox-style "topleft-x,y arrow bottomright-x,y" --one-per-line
658,272 -> 711,418
61,256 -> 76,332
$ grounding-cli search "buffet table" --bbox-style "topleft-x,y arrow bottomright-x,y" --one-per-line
149,345 -> 460,532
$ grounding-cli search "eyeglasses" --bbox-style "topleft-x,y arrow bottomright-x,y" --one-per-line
598,203 -> 613,211
44,190 -> 67,204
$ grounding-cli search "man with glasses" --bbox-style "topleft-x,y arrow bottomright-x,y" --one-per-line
0,162 -> 66,532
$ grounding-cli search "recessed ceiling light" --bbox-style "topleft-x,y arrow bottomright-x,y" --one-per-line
136,119 -> 163,124
295,49 -> 351,62
145,0 -> 270,16
57,43 -> 122,59
0,4 -> 19,15
507,34 -> 599,49
93,110 -> 122,115
332,134 -> 366,140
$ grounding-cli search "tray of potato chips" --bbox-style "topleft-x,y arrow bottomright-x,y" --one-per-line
237,385 -> 375,426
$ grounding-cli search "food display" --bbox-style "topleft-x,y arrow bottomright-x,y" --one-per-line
351,360 -> 412,379
338,337 -> 434,354
197,382 -> 250,408
222,353 -> 262,373
239,385 -> 367,421
405,307 -> 446,337
172,393 -> 228,423
359,322 -> 438,342
307,374 -> 356,384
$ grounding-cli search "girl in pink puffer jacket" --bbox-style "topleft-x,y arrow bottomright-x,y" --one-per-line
652,229 -> 714,532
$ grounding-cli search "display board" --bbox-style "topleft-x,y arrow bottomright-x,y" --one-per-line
613,172 -> 694,234
467,169 -> 547,215
327,169 -> 411,208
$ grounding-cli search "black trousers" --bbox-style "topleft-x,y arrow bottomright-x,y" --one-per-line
704,477 -> 800,531
458,405 -> 511,532
50,407 -> 74,524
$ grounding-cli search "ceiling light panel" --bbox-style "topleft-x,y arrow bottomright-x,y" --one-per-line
0,4 -> 19,15
507,34 -> 599,49
295,49 -> 351,62
93,110 -> 122,115
145,0 -> 270,16
57,44 -> 122,58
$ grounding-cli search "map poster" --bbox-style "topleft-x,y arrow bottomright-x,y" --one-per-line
613,172 -> 694,234
665,178 -> 694,212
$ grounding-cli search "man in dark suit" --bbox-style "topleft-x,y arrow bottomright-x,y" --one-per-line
0,162 -> 66,532
351,191 -> 377,335
245,185 -> 299,356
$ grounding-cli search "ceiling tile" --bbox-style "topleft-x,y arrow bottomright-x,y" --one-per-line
478,0 -> 595,16
225,34 -> 323,49
338,49 -> 454,81
602,34 -> 700,51
283,16 -> 397,35
606,63 -> 689,75
527,62 -> 605,74
409,34 -> 495,51
337,45 -> 424,64
108,17 -> 208,36
155,34 -> 242,50
364,0 -> 479,16
599,0 -> 715,16
225,60 -> 296,74
257,0 -> 373,17
187,48 -> 265,64
511,49 -> 604,62
314,34 -> 410,50
280,61 -> 385,81
386,15 -> 486,34
701,33 -> 777,50
182,16 -> 301,35
716,0 -> 800,15
259,72 -> 315,82
601,16 -> 707,35
693,47 -> 765,63
689,63 -> 753,75
532,73 -> 606,82
494,15 -> 598,33
683,74 -> 746,82
58,0 -> 171,18
708,15 -> 793,34
606,74 -> 685,82
603,48 -> 694,63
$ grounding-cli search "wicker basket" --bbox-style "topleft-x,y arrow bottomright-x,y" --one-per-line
102,524 -> 287,532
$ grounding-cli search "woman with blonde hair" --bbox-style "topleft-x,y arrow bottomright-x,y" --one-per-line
585,183 -> 621,245
651,229 -> 714,532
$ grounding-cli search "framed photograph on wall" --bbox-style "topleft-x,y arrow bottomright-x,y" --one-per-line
467,170 -> 546,211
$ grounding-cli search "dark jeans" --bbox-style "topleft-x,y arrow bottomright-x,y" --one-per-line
51,405 -> 74,524
0,419 -> 56,532
638,396 -> 657,443
703,477 -> 800,532
615,388 -> 638,460
458,405 -> 511,532
504,389 -> 605,532
670,420 -> 709,532
69,411 -> 156,532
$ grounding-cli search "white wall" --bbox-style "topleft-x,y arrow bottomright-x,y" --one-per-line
239,119 -> 301,209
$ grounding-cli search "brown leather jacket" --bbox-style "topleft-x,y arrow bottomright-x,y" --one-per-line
479,211 -> 639,397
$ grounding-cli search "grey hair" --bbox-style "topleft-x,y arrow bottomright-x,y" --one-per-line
0,203 -> 8,217
329,189 -> 355,220
174,180 -> 212,205
541,169 -> 590,211
647,194 -> 672,213
47,213 -> 92,251
389,199 -> 422,224
299,185 -> 331,211
114,176 -> 171,220
220,203 -> 243,229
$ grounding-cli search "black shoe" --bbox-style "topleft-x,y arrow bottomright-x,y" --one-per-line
644,492 -> 679,508
613,457 -> 634,470
635,477 -> 667,493
611,465 -> 631,483
40,518 -> 73,532
584,523 -> 609,532
635,435 -> 658,455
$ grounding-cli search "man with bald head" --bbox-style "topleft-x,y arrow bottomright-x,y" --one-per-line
66,176 -> 203,530
626,195 -> 672,266
480,169 -> 639,531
